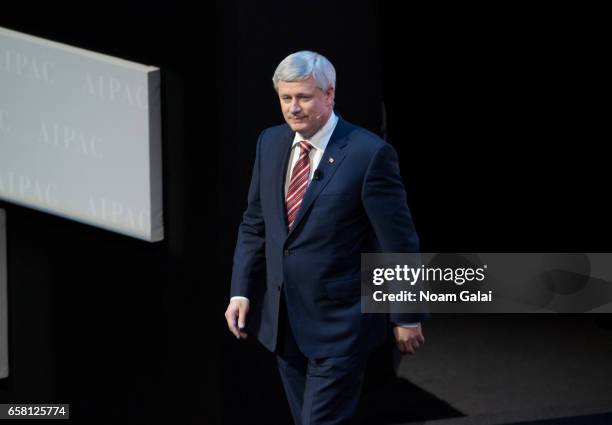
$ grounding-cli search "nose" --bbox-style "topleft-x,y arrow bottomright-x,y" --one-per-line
290,100 -> 301,116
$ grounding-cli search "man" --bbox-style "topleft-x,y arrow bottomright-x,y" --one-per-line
225,51 -> 427,425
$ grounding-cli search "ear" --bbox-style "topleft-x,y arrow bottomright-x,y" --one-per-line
325,86 -> 335,107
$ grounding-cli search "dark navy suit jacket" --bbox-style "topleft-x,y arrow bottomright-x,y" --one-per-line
231,117 -> 426,358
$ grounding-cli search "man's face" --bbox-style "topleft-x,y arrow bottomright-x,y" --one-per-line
277,76 -> 334,139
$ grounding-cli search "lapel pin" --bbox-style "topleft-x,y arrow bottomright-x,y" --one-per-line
329,157 -> 335,164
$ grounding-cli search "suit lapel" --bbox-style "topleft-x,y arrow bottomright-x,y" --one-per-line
287,119 -> 350,237
275,128 -> 294,237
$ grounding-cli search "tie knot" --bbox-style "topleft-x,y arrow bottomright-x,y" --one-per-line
299,140 -> 313,154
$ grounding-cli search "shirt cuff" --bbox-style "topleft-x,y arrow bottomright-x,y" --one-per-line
231,296 -> 250,302
395,322 -> 420,328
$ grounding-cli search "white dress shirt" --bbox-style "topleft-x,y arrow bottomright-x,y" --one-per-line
284,111 -> 338,195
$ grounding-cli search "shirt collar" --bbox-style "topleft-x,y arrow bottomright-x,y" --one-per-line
292,111 -> 338,152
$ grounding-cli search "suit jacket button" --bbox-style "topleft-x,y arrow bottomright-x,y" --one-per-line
284,249 -> 291,256
277,285 -> 281,291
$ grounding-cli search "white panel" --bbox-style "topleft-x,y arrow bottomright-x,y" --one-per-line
0,209 -> 7,379
0,27 -> 163,242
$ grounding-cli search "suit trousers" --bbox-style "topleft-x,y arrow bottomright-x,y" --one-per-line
275,290 -> 369,425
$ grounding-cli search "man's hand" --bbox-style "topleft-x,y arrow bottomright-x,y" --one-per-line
393,324 -> 425,354
225,298 -> 250,339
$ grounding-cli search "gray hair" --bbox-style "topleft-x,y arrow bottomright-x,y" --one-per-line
272,51 -> 336,92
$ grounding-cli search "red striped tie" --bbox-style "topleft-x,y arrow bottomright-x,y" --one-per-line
286,140 -> 313,229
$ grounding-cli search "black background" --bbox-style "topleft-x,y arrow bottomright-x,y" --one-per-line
0,1 -> 608,424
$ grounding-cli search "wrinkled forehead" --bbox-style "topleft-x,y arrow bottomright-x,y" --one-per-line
276,78 -> 321,96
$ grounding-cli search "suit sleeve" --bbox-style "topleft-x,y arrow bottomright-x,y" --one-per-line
230,130 -> 266,299
362,142 -> 429,324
